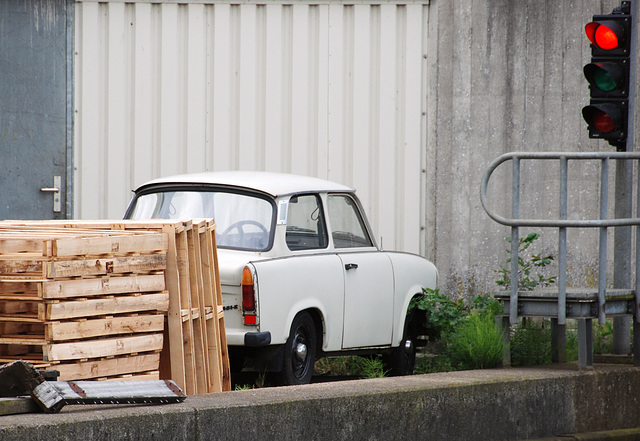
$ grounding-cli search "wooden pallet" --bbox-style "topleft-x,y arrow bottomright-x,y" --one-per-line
0,227 -> 169,381
0,220 -> 230,393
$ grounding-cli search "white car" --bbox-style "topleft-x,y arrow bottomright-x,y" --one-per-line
125,171 -> 438,385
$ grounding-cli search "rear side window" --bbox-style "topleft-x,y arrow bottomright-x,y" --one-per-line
285,194 -> 328,250
327,194 -> 373,248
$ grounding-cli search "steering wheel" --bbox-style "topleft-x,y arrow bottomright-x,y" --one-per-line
219,220 -> 269,246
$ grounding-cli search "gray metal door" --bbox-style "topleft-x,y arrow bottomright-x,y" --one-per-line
0,0 -> 72,220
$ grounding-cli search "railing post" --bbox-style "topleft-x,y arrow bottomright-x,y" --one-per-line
635,158 -> 640,365
613,158 -> 633,354
558,156 -> 567,325
553,156 -> 568,363
510,158 -> 520,324
598,158 -> 608,326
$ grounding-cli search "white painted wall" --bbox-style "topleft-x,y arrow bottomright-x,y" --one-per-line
74,0 -> 430,256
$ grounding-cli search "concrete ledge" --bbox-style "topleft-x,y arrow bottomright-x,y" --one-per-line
0,364 -> 639,440
530,427 -> 640,441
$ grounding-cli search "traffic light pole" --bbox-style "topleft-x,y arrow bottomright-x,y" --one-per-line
613,0 -> 637,356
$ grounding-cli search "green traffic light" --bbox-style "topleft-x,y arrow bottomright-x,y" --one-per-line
592,68 -> 617,91
583,62 -> 626,95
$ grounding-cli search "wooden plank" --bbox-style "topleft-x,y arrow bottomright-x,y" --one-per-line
0,281 -> 41,295
0,322 -> 44,337
0,238 -> 46,255
176,225 -> 196,395
209,223 -> 231,391
0,219 -> 186,231
55,353 -> 161,381
0,357 -> 52,368
41,274 -> 166,299
110,371 -> 160,381
161,223 -> 186,392
0,259 -> 45,277
0,336 -> 47,345
46,315 -> 165,341
52,233 -> 168,257
44,292 -> 169,320
188,221 -> 207,394
46,254 -> 166,278
199,221 -> 223,392
44,333 -> 164,361
0,301 -> 40,321
0,316 -> 41,323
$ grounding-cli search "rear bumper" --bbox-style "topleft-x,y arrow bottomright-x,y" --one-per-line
244,331 -> 271,347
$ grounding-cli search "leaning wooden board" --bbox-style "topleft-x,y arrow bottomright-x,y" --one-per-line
0,220 -> 230,394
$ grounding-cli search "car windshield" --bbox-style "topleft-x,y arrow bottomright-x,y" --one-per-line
127,189 -> 275,251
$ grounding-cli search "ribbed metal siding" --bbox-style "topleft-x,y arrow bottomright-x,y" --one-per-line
74,0 -> 429,254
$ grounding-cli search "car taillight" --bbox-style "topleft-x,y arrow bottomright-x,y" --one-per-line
242,266 -> 257,325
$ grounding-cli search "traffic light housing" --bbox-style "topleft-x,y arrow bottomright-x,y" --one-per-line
582,1 -> 632,149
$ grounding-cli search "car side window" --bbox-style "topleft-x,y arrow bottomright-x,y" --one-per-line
285,194 -> 328,250
327,194 -> 373,248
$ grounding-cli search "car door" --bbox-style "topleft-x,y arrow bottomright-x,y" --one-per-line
327,194 -> 394,349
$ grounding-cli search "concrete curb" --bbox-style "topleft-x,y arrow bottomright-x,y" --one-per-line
530,427 -> 640,440
0,364 -> 638,440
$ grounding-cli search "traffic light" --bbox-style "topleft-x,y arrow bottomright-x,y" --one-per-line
582,1 -> 632,149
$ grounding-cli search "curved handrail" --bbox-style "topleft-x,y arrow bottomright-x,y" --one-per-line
480,151 -> 640,228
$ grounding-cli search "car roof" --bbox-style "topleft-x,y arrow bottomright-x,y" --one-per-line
134,171 -> 355,197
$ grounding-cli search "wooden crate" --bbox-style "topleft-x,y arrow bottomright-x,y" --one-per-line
0,228 -> 169,381
0,220 -> 231,393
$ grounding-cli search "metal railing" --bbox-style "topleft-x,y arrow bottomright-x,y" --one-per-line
480,152 -> 640,352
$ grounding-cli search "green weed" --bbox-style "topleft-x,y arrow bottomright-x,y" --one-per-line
445,311 -> 505,370
495,232 -> 557,291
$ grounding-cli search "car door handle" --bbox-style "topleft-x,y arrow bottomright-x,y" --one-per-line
345,263 -> 358,270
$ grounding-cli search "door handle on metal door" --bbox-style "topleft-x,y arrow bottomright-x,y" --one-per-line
345,263 -> 358,270
40,176 -> 61,212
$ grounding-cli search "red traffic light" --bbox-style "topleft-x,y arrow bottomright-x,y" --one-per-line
585,21 -> 624,50
582,104 -> 623,134
584,15 -> 630,56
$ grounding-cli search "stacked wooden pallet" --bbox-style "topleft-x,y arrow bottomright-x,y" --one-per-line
0,220 -> 230,394
0,227 -> 169,382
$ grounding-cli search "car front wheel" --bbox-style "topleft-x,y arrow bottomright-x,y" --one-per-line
278,312 -> 317,385
384,316 -> 417,376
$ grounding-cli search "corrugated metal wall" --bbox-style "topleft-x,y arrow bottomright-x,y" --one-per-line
74,0 -> 429,255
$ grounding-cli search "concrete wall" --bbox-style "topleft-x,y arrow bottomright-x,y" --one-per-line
426,0 -> 640,297
0,365 -> 639,440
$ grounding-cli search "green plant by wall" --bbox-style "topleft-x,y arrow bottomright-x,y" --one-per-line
510,319 -> 553,366
509,318 -> 579,367
411,289 -> 504,372
314,355 -> 388,379
445,311 -> 505,370
410,288 -> 500,341
593,320 -> 614,354
355,356 -> 388,379
495,232 -> 557,291
410,288 -> 467,341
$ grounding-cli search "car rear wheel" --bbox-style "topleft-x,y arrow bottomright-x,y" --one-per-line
278,312 -> 316,385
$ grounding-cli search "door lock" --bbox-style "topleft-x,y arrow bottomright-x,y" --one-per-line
40,176 -> 61,213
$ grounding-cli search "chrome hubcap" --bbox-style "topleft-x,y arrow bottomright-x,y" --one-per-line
403,339 -> 414,354
294,342 -> 308,362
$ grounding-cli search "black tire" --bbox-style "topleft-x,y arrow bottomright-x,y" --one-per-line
278,312 -> 317,385
384,317 -> 417,376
